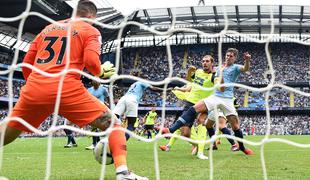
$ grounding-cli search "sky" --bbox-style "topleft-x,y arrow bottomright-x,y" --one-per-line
107,0 -> 310,16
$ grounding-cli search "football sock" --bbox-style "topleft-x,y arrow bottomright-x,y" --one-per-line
71,135 -> 76,145
109,124 -> 127,170
147,130 -> 151,139
207,127 -> 215,138
125,117 -> 136,140
169,107 -> 197,133
233,129 -> 245,151
197,124 -> 207,154
221,127 -> 235,145
92,136 -> 96,146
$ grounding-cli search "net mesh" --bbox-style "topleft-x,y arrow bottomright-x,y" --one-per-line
0,1 -> 310,180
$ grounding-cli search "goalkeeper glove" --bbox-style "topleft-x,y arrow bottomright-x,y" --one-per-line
98,61 -> 116,79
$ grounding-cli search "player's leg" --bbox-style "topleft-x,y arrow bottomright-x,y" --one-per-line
226,115 -> 253,155
221,98 -> 253,155
1,126 -> 22,146
217,116 -> 238,151
64,129 -> 73,148
144,125 -> 151,139
113,96 -> 126,122
86,128 -> 99,150
159,109 -> 184,151
159,129 -> 181,152
126,117 -> 137,140
62,92 -> 148,179
3,98 -> 52,146
195,113 -> 208,159
123,96 -> 138,141
205,118 -> 218,150
166,100 -> 208,134
180,126 -> 191,138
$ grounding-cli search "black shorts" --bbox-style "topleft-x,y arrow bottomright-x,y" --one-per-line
144,125 -> 154,130
180,101 -> 195,128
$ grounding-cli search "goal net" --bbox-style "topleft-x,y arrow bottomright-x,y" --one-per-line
1,0 -> 310,180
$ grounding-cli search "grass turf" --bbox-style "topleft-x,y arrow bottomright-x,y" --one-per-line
1,135 -> 310,180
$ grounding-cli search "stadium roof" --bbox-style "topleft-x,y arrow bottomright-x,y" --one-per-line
125,5 -> 310,36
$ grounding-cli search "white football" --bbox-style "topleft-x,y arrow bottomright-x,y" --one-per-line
93,139 -> 114,165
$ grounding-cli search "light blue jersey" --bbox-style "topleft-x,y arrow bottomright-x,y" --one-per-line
88,85 -> 109,102
125,81 -> 150,102
215,64 -> 242,98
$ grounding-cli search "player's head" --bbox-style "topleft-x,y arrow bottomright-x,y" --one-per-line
151,106 -> 156,112
76,0 -> 97,20
225,48 -> 238,65
201,55 -> 214,72
91,80 -> 100,88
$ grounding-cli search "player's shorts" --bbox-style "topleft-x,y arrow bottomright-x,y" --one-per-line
144,124 -> 154,130
8,81 -> 109,132
207,110 -> 226,122
179,100 -> 195,127
203,95 -> 238,117
113,94 -> 138,118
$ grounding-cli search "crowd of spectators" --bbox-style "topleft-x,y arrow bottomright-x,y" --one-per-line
120,43 -> 309,83
240,115 -> 310,135
0,79 -> 25,99
0,43 -> 309,137
1,109 -> 309,136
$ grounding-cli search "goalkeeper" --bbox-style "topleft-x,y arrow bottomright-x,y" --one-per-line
2,1 -> 147,179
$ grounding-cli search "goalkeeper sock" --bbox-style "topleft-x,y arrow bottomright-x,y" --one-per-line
167,129 -> 181,147
169,107 -> 197,133
233,129 -> 245,151
221,127 -> 235,146
109,124 -> 127,170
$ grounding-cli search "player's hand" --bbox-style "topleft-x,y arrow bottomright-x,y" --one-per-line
174,86 -> 181,91
243,52 -> 251,61
188,65 -> 197,73
166,87 -> 173,91
220,62 -> 227,72
98,61 -> 116,79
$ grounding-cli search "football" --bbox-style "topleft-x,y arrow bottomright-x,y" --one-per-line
93,139 -> 114,165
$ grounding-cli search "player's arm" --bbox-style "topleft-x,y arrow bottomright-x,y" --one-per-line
143,112 -> 149,124
84,30 -> 115,78
240,52 -> 251,72
149,86 -> 173,92
103,87 -> 110,104
186,65 -> 197,82
174,84 -> 191,92
214,66 -> 225,92
22,34 -> 42,80
83,31 -> 102,76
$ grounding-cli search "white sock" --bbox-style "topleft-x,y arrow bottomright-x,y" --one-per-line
116,165 -> 128,174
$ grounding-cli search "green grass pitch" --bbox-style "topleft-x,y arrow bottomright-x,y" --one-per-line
1,135 -> 310,180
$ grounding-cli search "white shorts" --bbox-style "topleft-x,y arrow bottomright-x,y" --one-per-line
207,110 -> 226,122
113,95 -> 138,118
203,95 -> 238,117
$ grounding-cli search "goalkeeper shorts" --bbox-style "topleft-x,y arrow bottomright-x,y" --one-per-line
8,81 -> 109,132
